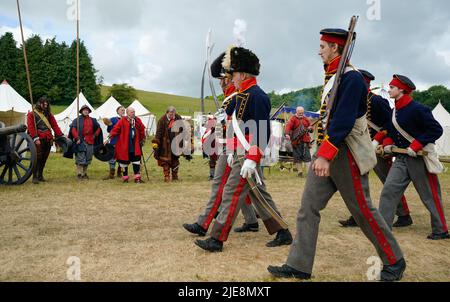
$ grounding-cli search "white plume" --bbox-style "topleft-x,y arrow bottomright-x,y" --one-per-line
233,19 -> 247,47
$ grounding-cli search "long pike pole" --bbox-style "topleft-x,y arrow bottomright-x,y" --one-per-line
76,0 -> 80,132
16,0 -> 36,130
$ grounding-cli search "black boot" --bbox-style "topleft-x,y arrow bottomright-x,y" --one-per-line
195,237 -> 223,252
393,215 -> 413,228
183,223 -> 207,237
427,232 -> 450,240
339,216 -> 358,228
380,258 -> 406,282
266,229 -> 293,247
267,264 -> 311,280
234,223 -> 259,233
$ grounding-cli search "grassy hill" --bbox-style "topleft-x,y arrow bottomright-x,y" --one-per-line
52,86 -> 218,119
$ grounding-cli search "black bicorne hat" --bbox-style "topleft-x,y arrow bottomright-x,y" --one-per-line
211,53 -> 226,78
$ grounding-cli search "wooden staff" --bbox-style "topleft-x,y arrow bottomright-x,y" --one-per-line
76,0 -> 81,132
16,0 -> 36,130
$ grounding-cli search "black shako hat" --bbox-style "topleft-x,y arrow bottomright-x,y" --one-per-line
359,69 -> 375,81
222,46 -> 260,76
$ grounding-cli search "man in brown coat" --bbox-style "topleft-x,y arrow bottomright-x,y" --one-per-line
152,106 -> 191,182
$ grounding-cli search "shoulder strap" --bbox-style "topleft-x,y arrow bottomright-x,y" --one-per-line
392,109 -> 414,143
34,110 -> 52,130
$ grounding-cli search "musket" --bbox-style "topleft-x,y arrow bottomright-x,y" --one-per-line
323,16 -> 359,134
377,147 -> 450,164
270,102 -> 287,120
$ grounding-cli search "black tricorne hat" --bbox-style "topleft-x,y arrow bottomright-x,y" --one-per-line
222,46 -> 260,76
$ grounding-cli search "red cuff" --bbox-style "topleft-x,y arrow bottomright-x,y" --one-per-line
409,140 -> 423,153
317,138 -> 339,161
382,137 -> 395,147
245,146 -> 263,163
373,131 -> 387,143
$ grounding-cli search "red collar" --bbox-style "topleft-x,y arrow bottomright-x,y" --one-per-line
395,94 -> 413,110
239,77 -> 257,93
224,84 -> 236,97
325,55 -> 341,74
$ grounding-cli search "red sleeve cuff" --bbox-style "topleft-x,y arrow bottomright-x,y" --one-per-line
245,146 -> 263,163
317,138 -> 339,161
382,137 -> 395,147
409,140 -> 423,153
373,131 -> 387,143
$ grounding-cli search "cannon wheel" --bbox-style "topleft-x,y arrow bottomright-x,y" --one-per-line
0,132 -> 37,185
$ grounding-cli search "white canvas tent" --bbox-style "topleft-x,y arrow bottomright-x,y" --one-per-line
432,101 -> 450,157
96,96 -> 123,135
96,96 -> 123,119
0,80 -> 32,126
55,92 -> 98,135
129,99 -> 156,136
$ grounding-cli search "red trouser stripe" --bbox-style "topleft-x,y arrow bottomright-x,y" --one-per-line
202,166 -> 232,230
245,195 -> 252,205
347,151 -> 397,265
427,173 -> 448,233
219,177 -> 247,242
400,196 -> 410,215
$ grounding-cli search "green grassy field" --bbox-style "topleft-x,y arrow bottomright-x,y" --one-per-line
52,86 -> 218,119
0,150 -> 449,282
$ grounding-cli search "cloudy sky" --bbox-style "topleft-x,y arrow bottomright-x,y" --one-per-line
1,0 -> 449,97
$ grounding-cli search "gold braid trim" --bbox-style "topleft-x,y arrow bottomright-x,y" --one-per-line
236,93 -> 250,120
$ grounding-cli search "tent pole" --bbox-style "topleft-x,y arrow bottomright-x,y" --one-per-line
16,0 -> 36,130
76,0 -> 80,132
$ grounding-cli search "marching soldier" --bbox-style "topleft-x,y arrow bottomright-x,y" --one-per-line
183,52 -> 261,238
268,28 -> 405,281
285,106 -> 312,178
27,96 -> 64,184
378,75 -> 449,240
202,114 -> 219,180
107,107 -> 146,183
194,47 -> 293,252
339,70 -> 413,228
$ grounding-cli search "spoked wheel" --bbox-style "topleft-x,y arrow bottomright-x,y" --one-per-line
0,132 -> 37,185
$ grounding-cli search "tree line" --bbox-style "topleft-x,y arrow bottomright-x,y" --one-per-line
0,32 -> 101,106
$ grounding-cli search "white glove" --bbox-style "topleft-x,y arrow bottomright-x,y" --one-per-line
384,145 -> 395,155
407,147 -> 417,158
240,159 -> 257,179
227,154 -> 234,167
372,140 -> 380,149
214,109 -> 227,124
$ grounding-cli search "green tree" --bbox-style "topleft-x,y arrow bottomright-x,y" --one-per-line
413,85 -> 450,112
0,33 -> 20,87
41,38 -> 67,104
66,40 -> 101,105
17,35 -> 46,102
109,83 -> 138,106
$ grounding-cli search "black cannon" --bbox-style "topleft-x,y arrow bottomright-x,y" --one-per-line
0,124 -> 37,185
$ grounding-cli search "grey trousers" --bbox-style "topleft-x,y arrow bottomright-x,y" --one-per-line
75,144 -> 94,166
379,155 -> 448,234
287,145 -> 403,274
197,154 -> 258,231
373,157 -> 410,217
210,156 -> 285,242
